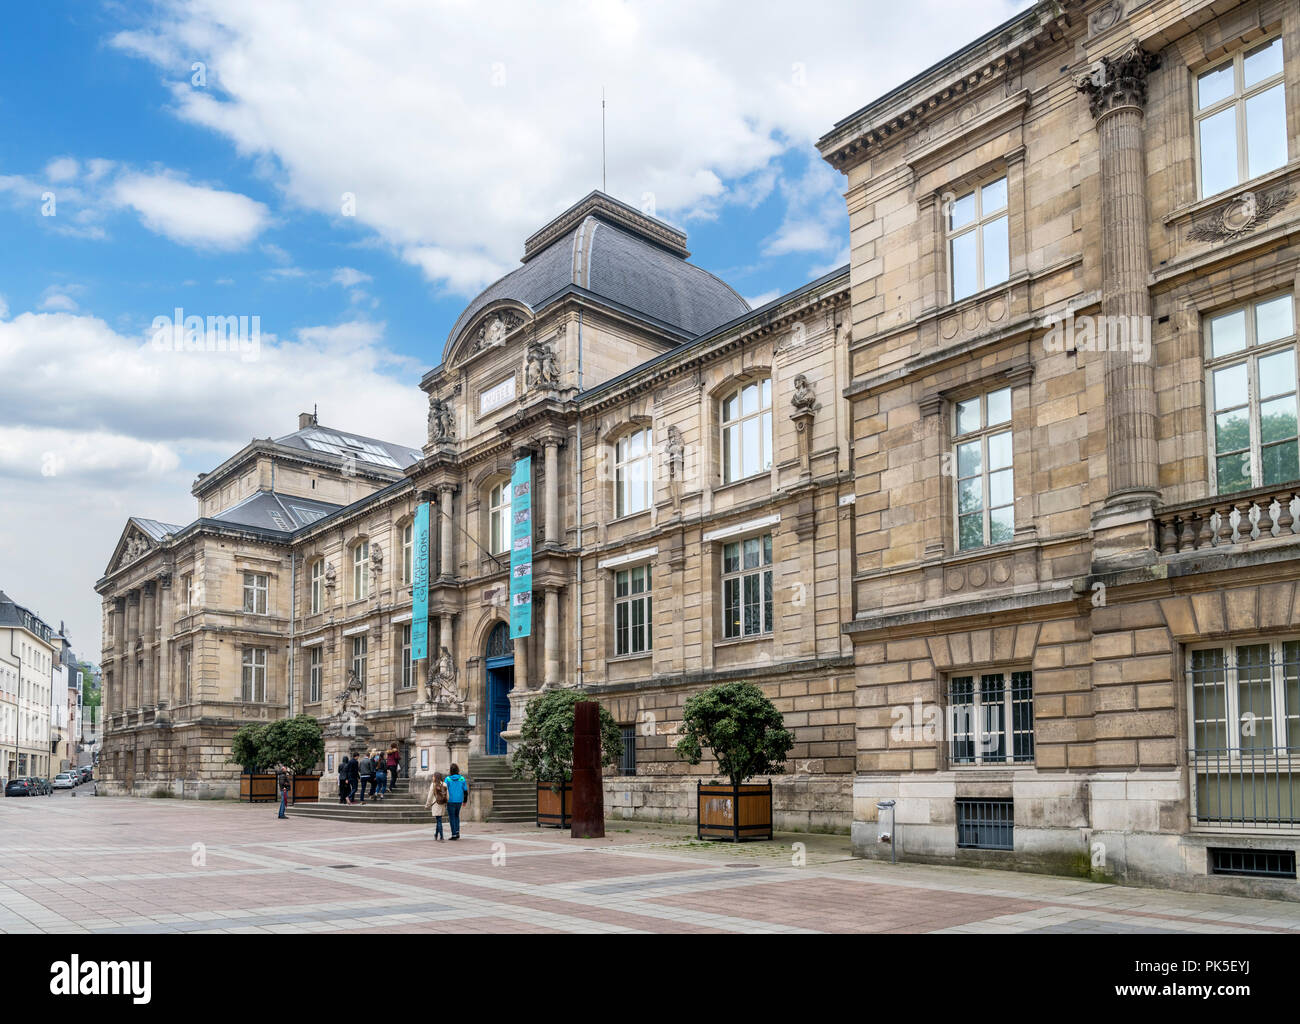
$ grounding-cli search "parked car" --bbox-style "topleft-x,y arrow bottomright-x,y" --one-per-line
53,773 -> 76,789
5,778 -> 36,797
32,777 -> 53,795
78,766 -> 93,783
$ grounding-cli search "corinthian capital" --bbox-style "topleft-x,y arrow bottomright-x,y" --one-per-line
1077,43 -> 1162,120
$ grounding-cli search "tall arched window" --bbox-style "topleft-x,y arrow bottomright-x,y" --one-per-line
489,481 -> 511,555
309,558 -> 324,614
616,428 -> 653,517
352,540 -> 370,600
721,378 -> 772,483
486,620 -> 514,658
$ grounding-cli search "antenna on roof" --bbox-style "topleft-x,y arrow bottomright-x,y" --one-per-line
313,403 -> 318,425
601,86 -> 606,193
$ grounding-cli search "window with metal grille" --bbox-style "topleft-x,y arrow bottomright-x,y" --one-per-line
620,725 -> 636,776
1209,847 -> 1297,879
956,798 -> 1013,850
948,670 -> 1034,765
1189,640 -> 1300,827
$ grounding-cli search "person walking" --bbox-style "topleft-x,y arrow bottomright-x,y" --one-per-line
423,770 -> 447,840
275,763 -> 291,819
374,754 -> 387,799
356,750 -> 374,803
346,752 -> 361,804
444,763 -> 469,840
386,743 -> 400,791
338,756 -> 350,804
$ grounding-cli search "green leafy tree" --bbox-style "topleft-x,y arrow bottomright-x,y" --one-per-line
510,689 -> 623,790
228,723 -> 267,772
675,681 -> 794,788
259,715 -> 325,775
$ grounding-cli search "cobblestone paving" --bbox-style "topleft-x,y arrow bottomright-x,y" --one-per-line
3,794 -> 1298,934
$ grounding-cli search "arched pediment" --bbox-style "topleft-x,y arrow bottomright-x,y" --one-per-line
447,302 -> 533,368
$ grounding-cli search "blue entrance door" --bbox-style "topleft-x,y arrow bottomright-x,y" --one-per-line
484,623 -> 515,756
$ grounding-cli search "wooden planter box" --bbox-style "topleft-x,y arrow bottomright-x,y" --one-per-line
536,781 -> 572,828
697,781 -> 773,842
240,772 -> 322,804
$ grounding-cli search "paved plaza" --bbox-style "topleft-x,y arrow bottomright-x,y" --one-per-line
3,793 -> 1299,934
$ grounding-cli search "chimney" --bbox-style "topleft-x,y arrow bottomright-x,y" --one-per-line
299,411 -> 317,429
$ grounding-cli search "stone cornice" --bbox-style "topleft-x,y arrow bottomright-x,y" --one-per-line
817,1 -> 1081,172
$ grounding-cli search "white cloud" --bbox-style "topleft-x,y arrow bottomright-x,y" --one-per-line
109,0 -> 1032,293
39,292 -> 79,312
45,157 -> 80,183
112,172 -> 270,250
744,290 -> 780,308
332,267 -> 372,288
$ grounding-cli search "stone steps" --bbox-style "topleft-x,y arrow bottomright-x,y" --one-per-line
470,753 -> 538,823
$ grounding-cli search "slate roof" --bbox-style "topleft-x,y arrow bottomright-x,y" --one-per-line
273,423 -> 422,472
446,197 -> 750,347
130,518 -> 185,542
209,491 -> 343,535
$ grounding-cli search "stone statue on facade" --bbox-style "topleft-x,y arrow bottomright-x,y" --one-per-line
791,374 -> 817,413
121,535 -> 149,565
525,335 -> 560,390
664,424 -> 685,511
428,395 -> 457,443
336,668 -> 366,721
324,561 -> 337,592
426,645 -> 462,707
369,543 -> 383,582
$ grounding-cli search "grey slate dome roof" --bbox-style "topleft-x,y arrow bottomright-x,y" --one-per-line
446,192 -> 749,348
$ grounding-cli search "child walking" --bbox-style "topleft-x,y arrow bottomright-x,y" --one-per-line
423,770 -> 448,840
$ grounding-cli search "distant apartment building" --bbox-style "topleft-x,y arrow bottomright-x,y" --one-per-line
0,591 -> 55,782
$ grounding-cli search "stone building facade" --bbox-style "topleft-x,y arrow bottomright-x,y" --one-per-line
96,192 -> 856,831
96,0 -> 1300,895
819,0 -> 1300,895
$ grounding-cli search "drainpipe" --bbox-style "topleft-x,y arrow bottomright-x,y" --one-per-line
575,309 -> 584,690
288,554 -> 296,717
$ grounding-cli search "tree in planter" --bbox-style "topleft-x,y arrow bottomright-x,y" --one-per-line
510,689 -> 623,789
259,715 -> 325,775
675,681 -> 794,787
228,723 -> 268,772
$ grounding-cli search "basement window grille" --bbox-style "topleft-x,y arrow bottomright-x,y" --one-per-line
956,798 -> 1014,850
1208,847 -> 1297,879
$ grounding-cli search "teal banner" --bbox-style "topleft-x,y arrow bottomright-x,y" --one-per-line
412,501 -> 431,660
509,456 -> 533,639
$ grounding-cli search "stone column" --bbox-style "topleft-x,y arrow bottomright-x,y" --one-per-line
140,582 -> 156,708
1078,43 -> 1162,509
543,587 -> 561,686
438,485 -> 455,578
158,574 -> 173,709
544,439 -> 560,545
112,597 -> 126,718
124,591 -> 140,710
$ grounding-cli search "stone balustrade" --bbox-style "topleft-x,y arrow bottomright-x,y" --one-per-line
1156,487 -> 1300,554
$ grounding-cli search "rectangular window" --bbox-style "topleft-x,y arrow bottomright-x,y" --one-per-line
948,671 -> 1034,765
400,625 -> 413,689
489,482 -> 511,555
1190,640 -> 1300,828
241,647 -> 267,703
956,798 -> 1014,850
242,572 -> 268,615
953,387 -> 1014,550
1207,293 -> 1299,494
352,635 -> 368,685
948,176 -> 1009,301
614,565 -> 653,656
1196,37 -> 1289,199
722,534 -> 774,639
183,648 -> 192,703
620,725 -> 637,776
308,647 -> 322,704
181,573 -> 193,612
402,522 -> 414,585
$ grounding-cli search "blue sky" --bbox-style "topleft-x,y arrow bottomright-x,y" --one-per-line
0,0 -> 1029,653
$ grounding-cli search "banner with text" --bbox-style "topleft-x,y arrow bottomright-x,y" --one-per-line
509,456 -> 533,639
412,501 -> 431,660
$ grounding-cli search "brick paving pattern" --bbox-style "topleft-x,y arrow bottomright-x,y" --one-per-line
3,793 -> 1298,934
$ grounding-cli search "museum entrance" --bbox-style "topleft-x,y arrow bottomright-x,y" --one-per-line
484,622 -> 514,756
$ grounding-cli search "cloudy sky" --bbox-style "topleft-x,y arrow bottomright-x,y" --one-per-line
0,0 -> 1031,657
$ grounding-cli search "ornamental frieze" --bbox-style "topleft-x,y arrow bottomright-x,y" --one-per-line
1186,187 -> 1295,244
